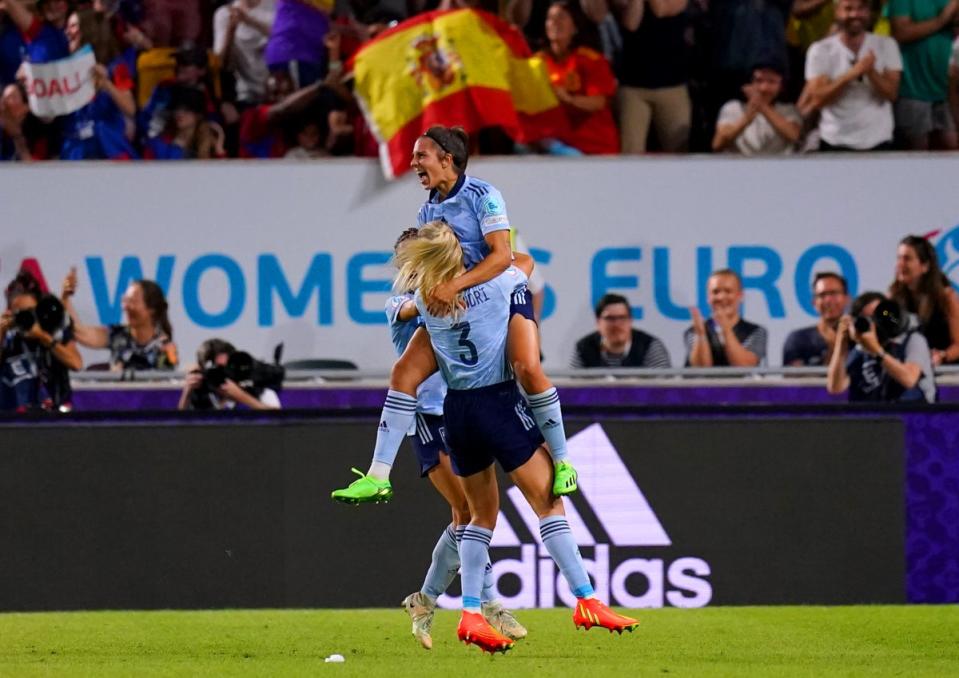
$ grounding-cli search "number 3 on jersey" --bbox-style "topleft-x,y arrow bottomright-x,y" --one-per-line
452,322 -> 478,366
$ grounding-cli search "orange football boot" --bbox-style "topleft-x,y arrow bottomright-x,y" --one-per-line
457,611 -> 515,654
573,598 -> 640,634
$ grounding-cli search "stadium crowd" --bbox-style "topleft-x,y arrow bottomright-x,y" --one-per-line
2,0 -> 959,160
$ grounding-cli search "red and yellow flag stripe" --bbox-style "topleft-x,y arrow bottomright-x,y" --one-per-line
350,9 -> 567,178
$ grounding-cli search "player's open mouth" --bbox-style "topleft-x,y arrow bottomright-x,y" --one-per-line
416,170 -> 430,186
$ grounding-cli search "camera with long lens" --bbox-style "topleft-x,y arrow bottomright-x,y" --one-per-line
854,300 -> 908,343
191,348 -> 285,409
12,295 -> 66,336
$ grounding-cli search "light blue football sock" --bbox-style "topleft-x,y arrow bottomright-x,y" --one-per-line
527,387 -> 568,463
421,524 -> 460,600
459,525 -> 493,612
368,390 -> 416,480
540,516 -> 594,599
455,525 -> 497,602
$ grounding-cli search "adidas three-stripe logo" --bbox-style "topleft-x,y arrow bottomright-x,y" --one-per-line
492,423 -> 671,548
514,403 -> 536,431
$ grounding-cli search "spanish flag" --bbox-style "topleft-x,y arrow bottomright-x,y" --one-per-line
350,9 -> 568,178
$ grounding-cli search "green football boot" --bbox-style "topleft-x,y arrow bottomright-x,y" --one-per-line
552,460 -> 578,496
331,468 -> 393,504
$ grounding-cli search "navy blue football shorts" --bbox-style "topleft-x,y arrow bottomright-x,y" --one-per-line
510,285 -> 536,323
442,380 -> 545,477
411,412 -> 449,477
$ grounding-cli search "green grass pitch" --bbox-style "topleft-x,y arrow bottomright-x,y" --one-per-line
0,606 -> 957,677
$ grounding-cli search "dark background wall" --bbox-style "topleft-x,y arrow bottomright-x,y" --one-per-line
0,417 -> 905,611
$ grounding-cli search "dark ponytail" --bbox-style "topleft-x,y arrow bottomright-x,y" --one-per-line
422,125 -> 470,174
137,280 -> 173,340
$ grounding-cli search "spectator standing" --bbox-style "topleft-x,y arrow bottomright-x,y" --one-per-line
536,0 -> 619,154
685,269 -> 768,367
213,0 -> 276,106
827,291 -> 936,402
61,270 -> 178,371
264,0 -> 331,88
712,62 -> 801,154
783,272 -> 850,366
802,0 -> 902,150
1,5 -> 26,87
37,0 -> 70,31
889,0 -> 959,149
616,0 -> 691,153
142,0 -> 202,46
571,293 -> 671,367
786,0 -> 836,99
60,8 -> 139,160
889,234 -> 959,365
3,0 -> 70,65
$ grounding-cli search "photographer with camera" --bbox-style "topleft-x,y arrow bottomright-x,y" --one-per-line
1,270 -> 82,412
827,291 -> 936,403
177,338 -> 282,411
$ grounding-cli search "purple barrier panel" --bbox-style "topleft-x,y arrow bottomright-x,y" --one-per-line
70,383 -> 959,411
905,412 -> 959,603
279,388 -> 386,410
556,385 -> 847,406
72,389 -> 182,411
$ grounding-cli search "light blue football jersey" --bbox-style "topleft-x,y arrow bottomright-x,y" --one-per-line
386,294 -> 445,416
416,175 -> 510,269
414,267 -> 529,390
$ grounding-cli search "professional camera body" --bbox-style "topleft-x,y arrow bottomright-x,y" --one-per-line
1,294 -> 72,412
853,299 -> 909,344
189,345 -> 285,410
12,294 -> 67,336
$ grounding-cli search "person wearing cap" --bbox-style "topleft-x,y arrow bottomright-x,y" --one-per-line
801,0 -> 902,151
712,62 -> 802,155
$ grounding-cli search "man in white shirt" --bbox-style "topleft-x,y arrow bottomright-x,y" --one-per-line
802,0 -> 902,151
214,0 -> 276,105
712,62 -> 802,155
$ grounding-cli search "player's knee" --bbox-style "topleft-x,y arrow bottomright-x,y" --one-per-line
513,360 -> 549,393
451,503 -> 471,525
529,495 -> 564,520
467,503 -> 498,529
388,361 -> 419,394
